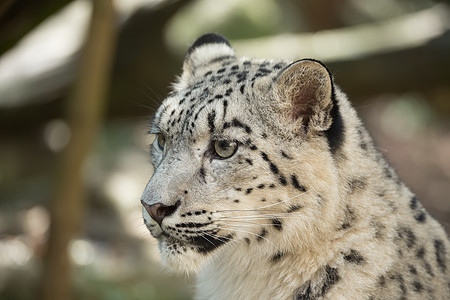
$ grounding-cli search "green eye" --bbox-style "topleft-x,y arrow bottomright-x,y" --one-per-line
157,133 -> 166,150
214,140 -> 238,159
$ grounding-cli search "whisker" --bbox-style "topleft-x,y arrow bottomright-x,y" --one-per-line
217,191 -> 310,214
202,231 -> 231,244
137,85 -> 163,107
218,222 -> 280,227
200,234 -> 220,248
219,213 -> 313,220
216,225 -> 281,252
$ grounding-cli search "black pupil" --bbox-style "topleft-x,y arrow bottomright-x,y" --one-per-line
219,141 -> 231,150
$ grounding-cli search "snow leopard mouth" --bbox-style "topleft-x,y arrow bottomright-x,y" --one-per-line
161,230 -> 233,254
143,210 -> 233,254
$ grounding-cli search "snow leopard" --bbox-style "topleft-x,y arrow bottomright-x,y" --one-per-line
140,33 -> 450,299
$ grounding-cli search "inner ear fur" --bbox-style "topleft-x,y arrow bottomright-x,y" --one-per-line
276,59 -> 334,133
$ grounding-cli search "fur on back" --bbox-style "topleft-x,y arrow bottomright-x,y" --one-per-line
141,33 -> 450,300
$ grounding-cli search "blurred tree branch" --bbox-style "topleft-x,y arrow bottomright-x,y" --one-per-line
0,0 -> 73,55
0,0 -> 193,134
40,0 -> 117,299
294,0 -> 347,31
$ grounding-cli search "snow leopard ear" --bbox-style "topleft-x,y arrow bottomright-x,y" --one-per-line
181,33 -> 236,80
275,59 -> 336,133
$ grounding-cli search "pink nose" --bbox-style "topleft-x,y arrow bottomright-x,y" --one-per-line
141,200 -> 180,226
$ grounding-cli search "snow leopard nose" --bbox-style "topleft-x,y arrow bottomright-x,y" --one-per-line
141,200 -> 180,226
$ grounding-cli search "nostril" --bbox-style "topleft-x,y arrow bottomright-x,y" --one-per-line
141,200 -> 181,226
159,200 -> 181,218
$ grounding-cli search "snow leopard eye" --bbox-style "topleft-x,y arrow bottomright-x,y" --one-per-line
214,140 -> 238,159
157,133 -> 166,151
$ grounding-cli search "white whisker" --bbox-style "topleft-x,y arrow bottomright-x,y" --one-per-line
216,225 -> 281,252
200,234 -> 219,248
219,212 -> 314,220
217,190 -> 310,214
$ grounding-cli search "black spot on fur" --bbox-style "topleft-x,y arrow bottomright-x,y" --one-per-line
372,220 -> 386,239
223,100 -> 228,119
378,275 -> 386,287
416,247 -> 425,259
194,105 -> 206,121
237,72 -> 248,83
291,174 -> 306,192
199,167 -> 206,181
416,247 -> 435,277
233,199 -> 240,203
257,184 -> 265,189
295,265 -> 340,300
389,273 -> 406,299
260,152 -> 269,161
295,283 -> 313,300
274,63 -> 284,69
339,205 -> 356,230
287,204 -> 302,212
272,218 -> 283,231
410,196 -> 418,210
271,251 -> 285,262
270,163 -> 280,175
413,281 -> 423,293
383,165 -> 394,179
245,188 -> 253,194
398,227 -> 416,249
257,228 -> 267,241
239,84 -> 245,94
245,158 -> 253,165
409,264 -> 418,275
231,118 -> 252,134
281,150 -> 292,159
414,211 -> 427,223
175,221 -> 212,228
321,265 -> 340,296
424,262 -> 434,277
348,178 -> 367,193
343,249 -> 365,264
434,239 -> 447,273
244,237 -> 250,245
279,175 -> 287,185
357,128 -> 368,151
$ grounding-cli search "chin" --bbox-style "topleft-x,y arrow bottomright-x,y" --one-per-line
159,239 -> 207,274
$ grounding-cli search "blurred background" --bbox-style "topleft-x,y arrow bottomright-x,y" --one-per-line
0,0 -> 449,299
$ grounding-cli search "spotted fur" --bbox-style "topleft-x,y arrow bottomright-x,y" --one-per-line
141,33 -> 450,299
